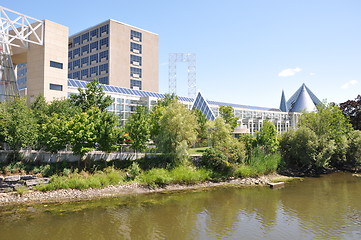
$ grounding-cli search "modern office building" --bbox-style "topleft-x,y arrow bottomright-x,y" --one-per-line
13,19 -> 159,102
67,79 -> 316,133
67,20 -> 158,92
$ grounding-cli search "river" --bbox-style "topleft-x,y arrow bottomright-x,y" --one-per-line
0,172 -> 360,240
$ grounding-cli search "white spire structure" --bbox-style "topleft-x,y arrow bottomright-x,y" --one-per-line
0,6 -> 44,101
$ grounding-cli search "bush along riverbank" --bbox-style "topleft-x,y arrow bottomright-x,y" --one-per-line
0,149 -> 285,205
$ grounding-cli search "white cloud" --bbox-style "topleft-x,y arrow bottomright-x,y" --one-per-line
278,67 -> 302,77
309,72 -> 316,76
341,80 -> 358,89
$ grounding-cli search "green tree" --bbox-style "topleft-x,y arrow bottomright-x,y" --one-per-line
298,102 -> 353,166
193,108 -> 208,146
149,94 -> 178,140
279,127 -> 336,170
208,117 -> 246,164
67,108 -> 99,158
155,100 -> 198,164
219,105 -> 239,130
39,113 -> 70,153
339,95 -> 361,130
256,120 -> 279,153
3,98 -> 38,151
125,105 -> 151,153
70,79 -> 113,111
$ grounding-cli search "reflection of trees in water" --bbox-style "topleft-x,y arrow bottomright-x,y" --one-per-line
1,173 -> 359,239
279,173 -> 361,239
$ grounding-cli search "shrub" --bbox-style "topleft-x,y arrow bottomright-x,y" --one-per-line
201,147 -> 234,175
127,162 -> 142,180
169,166 -> 211,184
347,130 -> 361,166
136,168 -> 171,188
279,127 -> 335,171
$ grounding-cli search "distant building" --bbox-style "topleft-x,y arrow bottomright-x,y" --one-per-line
68,20 -> 158,92
14,19 -> 159,102
67,80 -> 322,134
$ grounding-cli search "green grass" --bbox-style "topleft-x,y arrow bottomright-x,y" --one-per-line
34,167 -> 125,191
136,165 -> 212,188
235,152 -> 281,178
188,147 -> 210,155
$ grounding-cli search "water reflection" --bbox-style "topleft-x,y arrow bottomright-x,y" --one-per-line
0,173 -> 360,240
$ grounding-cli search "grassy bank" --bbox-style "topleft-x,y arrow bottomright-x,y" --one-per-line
1,151 -> 281,192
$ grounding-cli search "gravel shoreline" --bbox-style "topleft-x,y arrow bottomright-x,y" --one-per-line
0,174 -> 283,206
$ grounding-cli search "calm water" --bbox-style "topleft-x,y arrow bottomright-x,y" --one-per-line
0,172 -> 360,240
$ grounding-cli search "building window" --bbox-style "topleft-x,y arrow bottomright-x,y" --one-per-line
130,42 -> 142,54
130,67 -> 142,78
99,76 -> 109,85
99,50 -> 109,61
81,32 -> 89,43
68,62 -> 73,71
81,69 -> 88,78
81,44 -> 89,55
90,66 -> 98,75
130,55 -> 142,66
90,41 -> 98,52
90,53 -> 98,63
99,63 -> 109,74
73,71 -> 80,79
68,73 -> 72,78
74,36 -> 81,45
81,57 -> 89,66
73,59 -> 80,69
100,24 -> 109,35
50,61 -> 63,69
130,79 -> 142,90
73,48 -> 80,57
68,50 -> 72,59
130,30 -> 142,42
90,29 -> 99,39
50,83 -> 63,91
100,37 -> 109,48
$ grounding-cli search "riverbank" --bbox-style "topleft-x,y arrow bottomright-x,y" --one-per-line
0,174 -> 286,206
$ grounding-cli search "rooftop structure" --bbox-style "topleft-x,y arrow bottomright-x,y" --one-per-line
280,83 -> 322,112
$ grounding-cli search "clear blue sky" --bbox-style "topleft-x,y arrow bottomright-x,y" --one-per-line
3,0 -> 361,108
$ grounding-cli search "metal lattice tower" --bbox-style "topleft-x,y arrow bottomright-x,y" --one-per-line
0,6 -> 44,101
168,53 -> 196,98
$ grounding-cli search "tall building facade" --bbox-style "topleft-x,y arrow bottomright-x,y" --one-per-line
12,20 -> 69,102
67,20 -> 159,92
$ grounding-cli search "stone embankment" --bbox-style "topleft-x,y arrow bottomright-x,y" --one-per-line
0,175 -> 49,193
0,174 -> 281,206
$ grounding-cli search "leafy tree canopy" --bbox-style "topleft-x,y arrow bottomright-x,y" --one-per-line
219,105 -> 239,130
340,95 -> 361,130
70,79 -> 113,112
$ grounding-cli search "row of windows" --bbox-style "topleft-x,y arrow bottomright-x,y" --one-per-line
70,24 -> 109,47
69,37 -> 109,59
69,63 -> 108,79
69,50 -> 109,70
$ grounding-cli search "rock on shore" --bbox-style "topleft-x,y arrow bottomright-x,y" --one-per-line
0,174 -> 281,206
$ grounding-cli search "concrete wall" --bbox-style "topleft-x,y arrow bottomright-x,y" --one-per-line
0,150 -> 145,163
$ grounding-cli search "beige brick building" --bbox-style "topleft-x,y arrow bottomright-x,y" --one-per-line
68,20 -> 159,92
